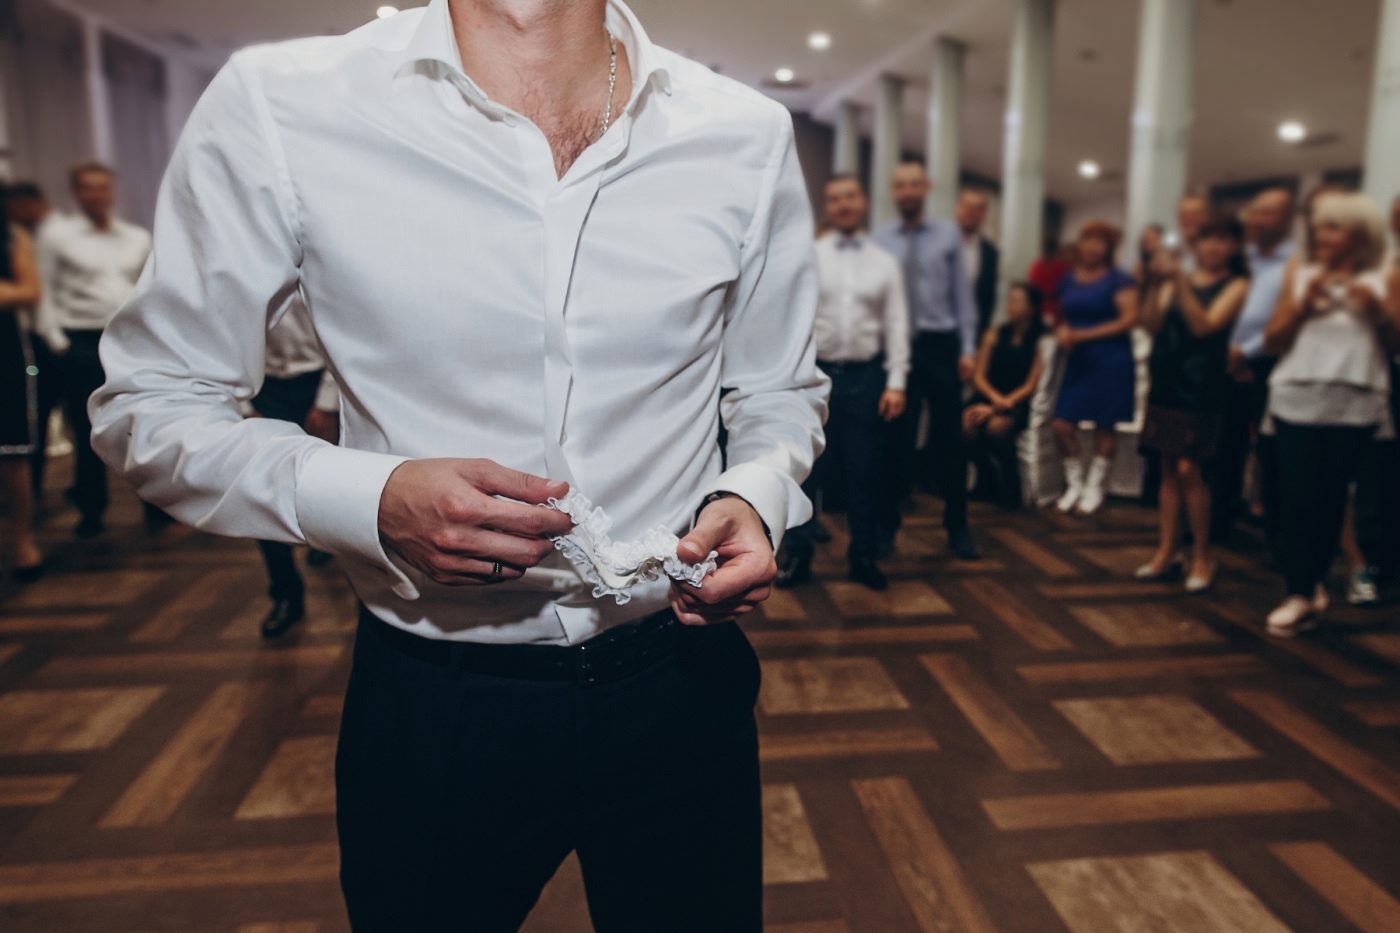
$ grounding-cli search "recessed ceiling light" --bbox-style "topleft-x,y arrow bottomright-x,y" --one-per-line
1077,159 -> 1101,180
376,5 -> 399,18
774,67 -> 796,84
1277,120 -> 1307,143
807,32 -> 832,51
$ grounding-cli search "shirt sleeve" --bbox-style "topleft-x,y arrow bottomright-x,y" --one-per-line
695,108 -> 830,550
948,227 -> 978,357
881,253 -> 910,391
88,54 -> 418,600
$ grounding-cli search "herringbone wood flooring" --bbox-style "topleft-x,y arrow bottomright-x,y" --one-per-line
2,479 -> 1399,932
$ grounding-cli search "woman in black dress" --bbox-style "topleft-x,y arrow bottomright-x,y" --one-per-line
0,217 -> 44,580
1136,214 -> 1249,591
963,282 -> 1046,507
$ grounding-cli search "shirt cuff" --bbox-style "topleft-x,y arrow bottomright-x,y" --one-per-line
696,461 -> 809,554
885,369 -> 907,392
295,445 -> 419,600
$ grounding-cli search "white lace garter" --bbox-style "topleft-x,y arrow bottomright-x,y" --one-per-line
546,490 -> 719,605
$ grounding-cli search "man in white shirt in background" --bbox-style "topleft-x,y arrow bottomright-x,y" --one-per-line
250,297 -> 341,638
955,188 -> 1000,339
778,175 -> 907,591
89,0 -> 827,928
36,163 -> 150,537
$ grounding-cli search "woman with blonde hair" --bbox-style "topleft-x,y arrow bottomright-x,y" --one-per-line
1262,192 -> 1400,635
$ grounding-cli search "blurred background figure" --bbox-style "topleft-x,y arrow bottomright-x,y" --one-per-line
954,188 -> 1000,339
964,281 -> 1044,508
1261,192 -> 1399,636
1051,221 -> 1138,516
34,163 -> 150,538
779,175 -> 908,591
1137,215 -> 1250,592
875,159 -> 980,562
0,207 -> 44,581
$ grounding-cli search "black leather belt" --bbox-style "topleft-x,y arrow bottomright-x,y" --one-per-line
818,355 -> 883,376
358,605 -> 680,687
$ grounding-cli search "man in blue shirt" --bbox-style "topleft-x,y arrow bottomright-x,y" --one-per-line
873,158 -> 980,560
1212,187 -> 1294,543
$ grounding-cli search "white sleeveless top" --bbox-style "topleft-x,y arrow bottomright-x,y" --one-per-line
1268,264 -> 1391,430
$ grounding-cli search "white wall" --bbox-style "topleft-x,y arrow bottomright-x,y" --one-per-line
1060,195 -> 1128,247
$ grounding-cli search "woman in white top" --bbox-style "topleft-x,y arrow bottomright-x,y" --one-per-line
1261,193 -> 1400,635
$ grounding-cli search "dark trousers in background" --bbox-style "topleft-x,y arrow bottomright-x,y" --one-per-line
250,370 -> 323,601
28,334 -> 62,503
880,331 -> 968,540
1211,357 -> 1277,544
337,608 -> 762,933
787,358 -> 885,565
59,329 -> 108,522
1273,418 -> 1375,597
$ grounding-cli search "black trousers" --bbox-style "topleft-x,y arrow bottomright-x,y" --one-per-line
59,330 -> 108,521
337,608 -> 763,932
1274,419 -> 1375,596
1211,357 -> 1277,542
1355,361 -> 1400,576
880,331 -> 968,538
250,370 -> 324,600
788,358 -> 885,563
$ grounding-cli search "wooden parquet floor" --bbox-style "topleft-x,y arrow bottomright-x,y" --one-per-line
2,479 -> 1400,932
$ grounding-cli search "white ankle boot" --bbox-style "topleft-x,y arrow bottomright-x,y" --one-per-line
1077,456 -> 1111,515
1057,459 -> 1085,513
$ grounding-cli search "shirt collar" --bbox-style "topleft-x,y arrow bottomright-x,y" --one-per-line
388,0 -> 672,106
1247,238 -> 1294,263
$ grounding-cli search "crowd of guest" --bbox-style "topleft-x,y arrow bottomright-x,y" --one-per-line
0,167 -> 338,637
5,157 -> 1400,637
781,157 -> 1400,637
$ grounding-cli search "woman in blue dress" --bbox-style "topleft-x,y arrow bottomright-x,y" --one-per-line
1051,220 -> 1139,515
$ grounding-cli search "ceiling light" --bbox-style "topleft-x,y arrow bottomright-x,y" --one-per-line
376,5 -> 399,18
774,67 -> 796,84
807,32 -> 832,51
1077,159 -> 1101,180
1277,120 -> 1307,143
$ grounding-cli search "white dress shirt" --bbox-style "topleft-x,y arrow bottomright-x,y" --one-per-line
35,212 -> 151,352
258,296 -> 340,415
90,0 -> 828,645
813,232 -> 909,391
961,232 -> 982,286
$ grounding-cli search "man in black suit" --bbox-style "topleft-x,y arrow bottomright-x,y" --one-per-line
955,189 -> 1000,337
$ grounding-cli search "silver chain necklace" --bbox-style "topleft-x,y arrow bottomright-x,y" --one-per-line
599,32 -> 618,138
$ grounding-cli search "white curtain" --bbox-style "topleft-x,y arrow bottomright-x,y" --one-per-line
102,31 -> 168,230
0,0 -> 92,200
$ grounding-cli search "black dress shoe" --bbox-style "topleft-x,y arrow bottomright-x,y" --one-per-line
260,598 -> 306,639
848,558 -> 888,591
75,516 -> 105,539
306,549 -> 334,568
949,527 -> 980,561
775,557 -> 811,589
12,562 -> 45,584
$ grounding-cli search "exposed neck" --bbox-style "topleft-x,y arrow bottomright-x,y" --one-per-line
83,209 -> 112,231
449,0 -> 613,113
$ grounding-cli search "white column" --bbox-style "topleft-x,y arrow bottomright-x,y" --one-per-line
833,100 -> 861,177
81,12 -> 116,164
871,73 -> 905,229
1124,0 -> 1196,243
997,0 -> 1055,290
1363,0 -> 1400,207
925,37 -> 965,221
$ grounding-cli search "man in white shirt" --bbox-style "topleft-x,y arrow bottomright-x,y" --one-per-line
88,1 -> 827,929
36,163 -> 150,536
778,175 -> 907,590
955,188 -> 999,338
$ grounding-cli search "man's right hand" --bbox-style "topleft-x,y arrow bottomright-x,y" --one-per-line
377,459 -> 574,586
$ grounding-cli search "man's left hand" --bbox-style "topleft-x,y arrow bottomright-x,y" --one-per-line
958,355 -> 976,382
671,495 -> 776,626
